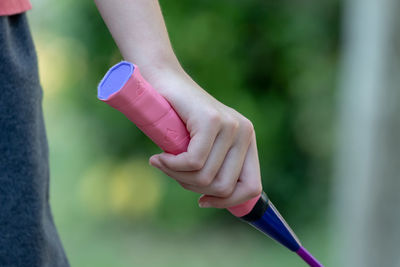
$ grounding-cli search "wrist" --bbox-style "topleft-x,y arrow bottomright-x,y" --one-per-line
138,59 -> 190,91
124,52 -> 183,81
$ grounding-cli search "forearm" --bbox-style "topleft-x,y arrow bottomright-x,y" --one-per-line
94,0 -> 181,77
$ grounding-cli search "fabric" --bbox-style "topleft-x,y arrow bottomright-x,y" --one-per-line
0,0 -> 31,16
0,14 -> 69,266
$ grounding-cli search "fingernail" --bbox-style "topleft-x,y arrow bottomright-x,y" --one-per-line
149,157 -> 159,167
199,201 -> 211,208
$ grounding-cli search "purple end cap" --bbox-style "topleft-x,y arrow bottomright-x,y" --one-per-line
296,246 -> 324,267
98,61 -> 134,100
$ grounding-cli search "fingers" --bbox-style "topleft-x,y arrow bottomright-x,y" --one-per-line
198,137 -> 262,209
178,128 -> 251,196
152,125 -> 237,186
150,156 -> 196,185
149,106 -> 261,209
149,114 -> 220,172
151,117 -> 252,193
204,124 -> 253,196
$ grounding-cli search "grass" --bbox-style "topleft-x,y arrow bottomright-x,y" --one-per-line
41,61 -> 331,267
57,219 -> 329,267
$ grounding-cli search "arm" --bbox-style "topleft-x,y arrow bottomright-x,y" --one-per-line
94,0 -> 180,77
94,0 -> 262,208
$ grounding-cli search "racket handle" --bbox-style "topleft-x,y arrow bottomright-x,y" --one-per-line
98,61 -> 261,217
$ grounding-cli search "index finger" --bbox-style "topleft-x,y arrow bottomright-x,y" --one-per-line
154,123 -> 220,171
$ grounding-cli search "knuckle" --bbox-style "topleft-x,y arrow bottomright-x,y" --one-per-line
241,118 -> 254,137
195,174 -> 213,187
207,110 -> 222,125
247,182 -> 263,198
202,167 -> 218,182
213,182 -> 235,198
232,120 -> 240,132
225,117 -> 240,133
187,156 -> 204,170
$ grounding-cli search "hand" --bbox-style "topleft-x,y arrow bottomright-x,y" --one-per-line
146,66 -> 262,209
95,0 -> 262,209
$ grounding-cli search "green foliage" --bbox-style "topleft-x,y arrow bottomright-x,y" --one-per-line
31,0 -> 339,237
28,0 -> 340,265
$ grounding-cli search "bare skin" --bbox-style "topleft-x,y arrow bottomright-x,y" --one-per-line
94,0 -> 262,209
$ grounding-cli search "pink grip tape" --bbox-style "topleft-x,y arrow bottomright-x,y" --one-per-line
98,61 -> 260,217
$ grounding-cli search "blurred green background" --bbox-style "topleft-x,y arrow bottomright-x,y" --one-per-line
29,0 -> 340,266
